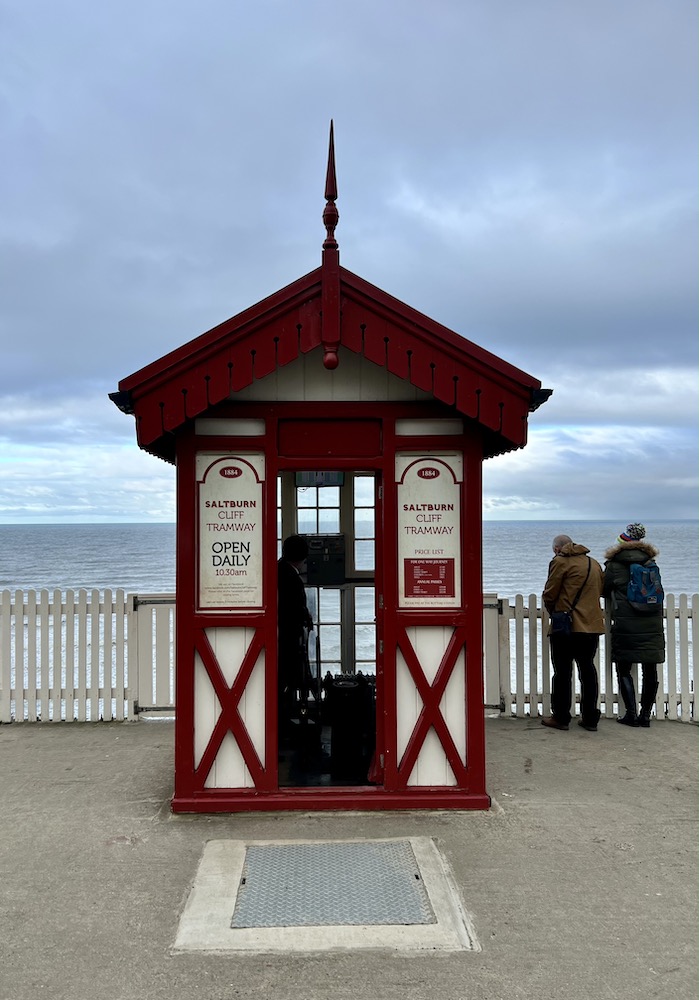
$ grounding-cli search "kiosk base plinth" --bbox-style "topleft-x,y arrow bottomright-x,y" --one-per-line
171,788 -> 491,814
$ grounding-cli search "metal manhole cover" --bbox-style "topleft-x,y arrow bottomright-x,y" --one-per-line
231,839 -> 436,928
173,838 -> 480,954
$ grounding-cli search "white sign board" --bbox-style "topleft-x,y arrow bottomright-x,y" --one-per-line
197,453 -> 265,610
396,454 -> 462,609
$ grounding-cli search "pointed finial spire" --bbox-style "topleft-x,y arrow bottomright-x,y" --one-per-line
323,120 -> 339,250
321,121 -> 340,369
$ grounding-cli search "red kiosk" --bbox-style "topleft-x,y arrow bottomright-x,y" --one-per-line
112,125 -> 550,812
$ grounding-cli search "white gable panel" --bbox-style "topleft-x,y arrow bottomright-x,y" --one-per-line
232,347 -> 432,403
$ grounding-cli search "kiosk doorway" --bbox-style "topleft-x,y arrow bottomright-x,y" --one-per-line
277,470 -> 379,786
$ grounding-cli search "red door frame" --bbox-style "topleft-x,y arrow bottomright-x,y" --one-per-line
171,402 -> 489,812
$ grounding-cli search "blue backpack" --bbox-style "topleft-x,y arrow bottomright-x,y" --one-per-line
627,560 -> 664,613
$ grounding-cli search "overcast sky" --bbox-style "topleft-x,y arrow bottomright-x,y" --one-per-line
1,0 -> 697,523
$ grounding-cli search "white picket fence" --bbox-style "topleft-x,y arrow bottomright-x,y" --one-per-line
0,589 -> 695,724
0,591 -> 175,723
482,593 -> 696,723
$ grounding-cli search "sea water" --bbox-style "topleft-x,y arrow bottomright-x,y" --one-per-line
481,520 -> 698,599
0,521 -> 696,598
0,523 -> 177,595
1,521 -> 695,711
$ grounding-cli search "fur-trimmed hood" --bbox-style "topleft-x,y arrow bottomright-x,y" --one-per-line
604,539 -> 659,562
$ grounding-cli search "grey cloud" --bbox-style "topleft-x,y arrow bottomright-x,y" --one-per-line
0,0 -> 696,521
484,425 -> 698,520
0,438 -> 175,522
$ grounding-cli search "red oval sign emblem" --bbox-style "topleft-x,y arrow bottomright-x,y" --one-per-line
417,467 -> 440,479
220,466 -> 242,478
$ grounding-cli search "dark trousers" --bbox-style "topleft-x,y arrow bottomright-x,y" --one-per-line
550,632 -> 600,726
616,660 -> 659,711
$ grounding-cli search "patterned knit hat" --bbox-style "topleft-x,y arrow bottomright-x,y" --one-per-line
617,522 -> 646,544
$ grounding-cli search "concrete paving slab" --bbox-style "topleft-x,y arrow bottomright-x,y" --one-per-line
0,717 -> 696,1000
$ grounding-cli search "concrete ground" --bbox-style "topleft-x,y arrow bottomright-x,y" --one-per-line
0,717 -> 696,1000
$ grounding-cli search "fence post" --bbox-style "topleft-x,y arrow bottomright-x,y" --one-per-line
125,594 -> 139,720
483,593 -> 501,712
498,599 -> 512,716
678,595 -> 692,722
113,590 -> 127,721
0,590 -> 11,723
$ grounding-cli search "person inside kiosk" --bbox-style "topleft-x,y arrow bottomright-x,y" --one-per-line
277,532 -> 376,787
277,534 -> 314,739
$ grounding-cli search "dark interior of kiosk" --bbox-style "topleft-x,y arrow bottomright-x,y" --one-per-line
278,471 -> 377,787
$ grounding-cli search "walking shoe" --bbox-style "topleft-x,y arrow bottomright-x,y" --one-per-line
541,716 -> 569,731
578,720 -> 597,732
617,713 -> 639,727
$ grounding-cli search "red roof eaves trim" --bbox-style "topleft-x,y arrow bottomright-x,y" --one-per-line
115,263 -> 542,457
339,267 -> 541,391
119,267 -> 323,396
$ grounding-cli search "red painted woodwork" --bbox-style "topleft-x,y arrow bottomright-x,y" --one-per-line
168,404 -> 491,812
278,418 -> 381,458
115,262 -> 542,463
171,788 -> 491,813
391,624 -> 470,789
113,125 -> 548,814
192,628 -> 269,790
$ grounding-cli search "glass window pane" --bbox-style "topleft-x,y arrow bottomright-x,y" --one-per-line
354,508 -> 374,538
354,540 -> 374,572
318,486 -> 340,507
296,487 -> 318,508
318,624 -> 341,662
297,510 -> 317,534
318,508 -> 340,532
355,624 -> 376,660
353,476 -> 374,505
355,587 -> 375,621
319,589 -> 341,620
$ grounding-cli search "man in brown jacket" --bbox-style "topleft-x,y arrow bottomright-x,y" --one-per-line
542,535 -> 605,732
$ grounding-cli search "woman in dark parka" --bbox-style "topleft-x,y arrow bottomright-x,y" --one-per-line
603,523 -> 665,727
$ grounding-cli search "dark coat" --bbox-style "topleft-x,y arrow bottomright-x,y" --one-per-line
603,541 -> 665,664
277,557 -> 312,688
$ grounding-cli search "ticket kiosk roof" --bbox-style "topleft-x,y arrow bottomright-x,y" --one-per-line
111,124 -> 550,462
